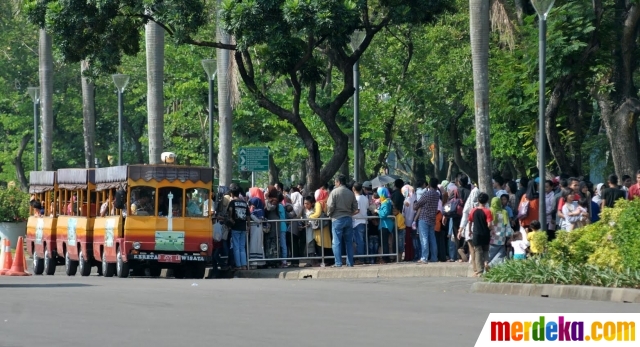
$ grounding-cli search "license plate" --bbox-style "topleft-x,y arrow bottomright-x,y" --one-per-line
158,254 -> 181,263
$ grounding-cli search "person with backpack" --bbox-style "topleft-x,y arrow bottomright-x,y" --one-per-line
443,184 -> 463,261
466,192 -> 493,276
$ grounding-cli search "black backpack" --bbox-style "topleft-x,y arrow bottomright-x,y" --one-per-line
114,189 -> 126,210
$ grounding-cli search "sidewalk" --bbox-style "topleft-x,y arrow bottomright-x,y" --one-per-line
234,262 -> 475,280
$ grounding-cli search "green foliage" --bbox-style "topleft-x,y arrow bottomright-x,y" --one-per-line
484,258 -> 640,289
0,185 -> 30,222
547,199 -> 640,271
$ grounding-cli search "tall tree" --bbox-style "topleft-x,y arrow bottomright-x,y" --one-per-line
38,29 -> 53,171
469,0 -> 492,192
593,1 -> 640,178
216,0 -> 233,187
81,60 -> 95,168
145,19 -> 164,164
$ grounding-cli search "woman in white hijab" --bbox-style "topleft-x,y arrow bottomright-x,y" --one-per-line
592,183 -> 604,206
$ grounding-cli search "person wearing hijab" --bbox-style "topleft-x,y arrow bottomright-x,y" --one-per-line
590,183 -> 603,223
263,186 -> 281,265
518,180 -> 541,234
401,185 -> 416,261
248,196 -> 266,267
310,188 -> 332,261
375,187 -> 395,263
445,185 -> 463,262
488,197 -> 511,267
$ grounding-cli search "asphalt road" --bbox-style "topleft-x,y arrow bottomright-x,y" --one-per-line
0,276 -> 637,347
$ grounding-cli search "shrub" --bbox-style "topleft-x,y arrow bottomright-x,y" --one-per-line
484,258 -> 640,289
0,185 -> 30,222
547,199 -> 640,271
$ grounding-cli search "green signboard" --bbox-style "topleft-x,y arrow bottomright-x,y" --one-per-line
239,147 -> 269,172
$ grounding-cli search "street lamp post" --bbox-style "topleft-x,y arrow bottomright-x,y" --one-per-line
201,59 -> 217,168
27,87 -> 40,171
532,0 -> 555,232
112,74 -> 130,166
350,30 -> 366,183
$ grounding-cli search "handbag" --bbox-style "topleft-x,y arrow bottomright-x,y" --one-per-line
517,199 -> 529,221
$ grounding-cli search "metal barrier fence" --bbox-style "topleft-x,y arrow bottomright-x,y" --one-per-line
234,215 -> 400,267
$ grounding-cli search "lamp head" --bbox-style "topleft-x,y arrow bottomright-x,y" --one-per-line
27,87 -> 40,103
112,74 -> 130,93
531,0 -> 555,20
201,59 -> 217,81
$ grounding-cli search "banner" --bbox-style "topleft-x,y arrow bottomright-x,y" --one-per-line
475,313 -> 638,346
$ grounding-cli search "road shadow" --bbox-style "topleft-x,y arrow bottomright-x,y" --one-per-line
0,283 -> 93,288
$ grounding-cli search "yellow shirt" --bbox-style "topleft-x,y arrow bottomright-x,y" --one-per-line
395,213 -> 405,231
527,231 -> 546,254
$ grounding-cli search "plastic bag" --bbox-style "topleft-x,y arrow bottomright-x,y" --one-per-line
214,222 -> 223,242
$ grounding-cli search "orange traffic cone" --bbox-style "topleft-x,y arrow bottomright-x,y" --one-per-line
6,236 -> 30,276
0,239 -> 13,276
0,239 -> 5,270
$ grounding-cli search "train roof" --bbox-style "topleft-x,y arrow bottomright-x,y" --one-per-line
29,171 -> 56,193
95,165 -> 213,191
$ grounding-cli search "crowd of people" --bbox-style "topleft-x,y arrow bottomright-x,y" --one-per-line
215,170 -> 640,276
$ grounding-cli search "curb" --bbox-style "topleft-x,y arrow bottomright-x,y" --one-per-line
470,282 -> 640,304
235,263 -> 475,280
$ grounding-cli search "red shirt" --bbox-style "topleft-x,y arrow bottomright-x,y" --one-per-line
468,207 -> 493,225
629,184 -> 640,201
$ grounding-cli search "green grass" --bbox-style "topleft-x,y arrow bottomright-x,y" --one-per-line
484,258 -> 640,289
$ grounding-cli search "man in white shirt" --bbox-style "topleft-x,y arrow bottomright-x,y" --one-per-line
352,182 -> 369,263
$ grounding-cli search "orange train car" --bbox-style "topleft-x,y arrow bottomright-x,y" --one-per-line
94,165 -> 213,278
26,171 -> 58,275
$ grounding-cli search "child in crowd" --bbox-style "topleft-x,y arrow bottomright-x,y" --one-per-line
511,231 -> 529,260
576,197 -> 590,229
367,216 -> 381,264
526,220 -> 547,257
393,208 -> 406,261
561,190 -> 587,231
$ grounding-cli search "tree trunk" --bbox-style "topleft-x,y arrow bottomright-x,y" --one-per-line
412,138 -> 426,184
268,153 -> 279,185
12,135 -> 30,192
597,96 -> 640,177
81,60 -> 95,168
39,30 -> 53,171
217,0 -> 234,187
298,160 -> 307,186
340,153 -> 350,179
123,117 -> 145,164
514,0 -> 524,25
449,105 -> 478,183
470,0 -> 493,193
145,19 -> 165,165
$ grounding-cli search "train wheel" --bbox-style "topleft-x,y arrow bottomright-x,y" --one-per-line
116,249 -> 129,278
65,251 -> 78,276
78,250 -> 92,277
33,252 -> 44,275
102,252 -> 116,278
44,248 -> 56,275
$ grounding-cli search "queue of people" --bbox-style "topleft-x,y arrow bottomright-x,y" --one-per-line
212,170 -> 640,275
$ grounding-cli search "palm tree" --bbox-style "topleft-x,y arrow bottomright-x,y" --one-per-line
217,0 -> 233,187
38,29 -> 53,171
146,19 -> 165,164
81,60 -> 95,168
469,0 -> 492,193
